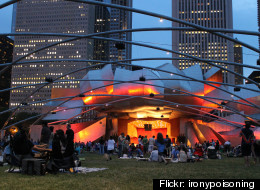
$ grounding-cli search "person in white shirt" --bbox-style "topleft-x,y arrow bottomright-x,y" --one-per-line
224,140 -> 231,154
107,136 -> 115,161
148,136 -> 155,153
149,146 -> 158,162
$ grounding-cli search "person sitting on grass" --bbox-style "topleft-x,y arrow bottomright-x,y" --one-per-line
128,143 -> 136,158
171,146 -> 179,162
149,146 -> 158,162
10,124 -> 51,169
75,143 -> 81,155
193,144 -> 204,160
136,144 -> 143,158
178,145 -> 188,163
13,125 -> 51,157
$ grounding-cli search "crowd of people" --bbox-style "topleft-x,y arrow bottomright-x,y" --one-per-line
71,124 -> 260,166
0,122 -> 260,169
0,123 -> 77,173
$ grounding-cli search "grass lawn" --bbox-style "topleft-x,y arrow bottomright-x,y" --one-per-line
0,153 -> 259,190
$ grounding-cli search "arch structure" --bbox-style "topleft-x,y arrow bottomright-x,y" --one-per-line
0,0 -> 259,146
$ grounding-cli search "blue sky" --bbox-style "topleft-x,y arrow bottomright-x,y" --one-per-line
0,0 -> 258,77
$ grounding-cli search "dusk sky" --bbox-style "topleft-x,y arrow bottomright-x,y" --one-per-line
0,0 -> 258,77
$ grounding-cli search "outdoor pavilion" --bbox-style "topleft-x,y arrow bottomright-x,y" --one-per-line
0,0 -> 259,147
27,63 -> 260,147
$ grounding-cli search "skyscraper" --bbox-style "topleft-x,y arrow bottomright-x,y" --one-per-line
93,0 -> 111,63
109,0 -> 132,70
233,42 -> 243,85
172,0 -> 234,84
92,0 -> 132,70
10,0 -> 95,113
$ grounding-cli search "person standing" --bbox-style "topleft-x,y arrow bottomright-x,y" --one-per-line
155,133 -> 167,164
118,133 -> 125,158
124,135 -> 131,154
165,135 -> 171,157
142,135 -> 149,155
148,136 -> 155,153
211,139 -> 215,147
240,123 -> 254,167
215,140 -> 220,154
40,122 -> 51,147
48,126 -> 54,149
138,135 -> 143,146
99,136 -> 105,155
64,123 -> 74,157
224,140 -> 231,155
107,136 -> 115,161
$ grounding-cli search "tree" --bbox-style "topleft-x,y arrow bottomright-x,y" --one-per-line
7,112 -> 39,127
0,107 -> 10,129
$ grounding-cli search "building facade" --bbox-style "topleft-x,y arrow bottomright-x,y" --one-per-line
10,0 -> 95,113
0,37 -> 13,108
233,42 -> 243,85
109,0 -> 132,70
93,0 -> 111,63
93,0 -> 132,70
172,0 -> 234,84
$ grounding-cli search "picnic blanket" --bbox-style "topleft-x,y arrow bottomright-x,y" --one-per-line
74,167 -> 108,174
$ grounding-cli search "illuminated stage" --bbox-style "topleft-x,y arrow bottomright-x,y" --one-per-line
36,64 -> 260,146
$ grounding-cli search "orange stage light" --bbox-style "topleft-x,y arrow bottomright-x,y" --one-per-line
128,87 -> 159,95
108,88 -> 114,94
83,96 -> 93,103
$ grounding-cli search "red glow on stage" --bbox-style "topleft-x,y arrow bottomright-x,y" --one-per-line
130,128 -> 167,144
137,128 -> 167,139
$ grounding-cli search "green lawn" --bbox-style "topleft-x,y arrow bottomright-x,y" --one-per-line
0,153 -> 259,190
